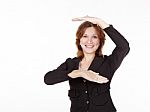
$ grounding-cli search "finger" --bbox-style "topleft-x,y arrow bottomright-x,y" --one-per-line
101,80 -> 109,83
99,75 -> 107,79
97,80 -> 109,84
96,76 -> 109,84
72,15 -> 91,21
84,15 -> 93,19
72,17 -> 85,21
88,70 -> 98,74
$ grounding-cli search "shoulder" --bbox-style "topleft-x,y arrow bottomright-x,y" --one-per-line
66,57 -> 79,62
64,57 -> 79,70
65,57 -> 79,65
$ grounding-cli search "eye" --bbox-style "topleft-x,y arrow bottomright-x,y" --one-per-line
82,35 -> 87,38
93,36 -> 98,39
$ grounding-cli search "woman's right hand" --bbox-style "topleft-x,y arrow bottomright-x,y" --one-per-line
72,15 -> 110,29
68,70 -> 82,78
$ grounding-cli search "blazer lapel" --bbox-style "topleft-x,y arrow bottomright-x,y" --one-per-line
88,56 -> 104,71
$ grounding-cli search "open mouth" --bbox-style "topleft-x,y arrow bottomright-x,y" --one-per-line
85,45 -> 94,48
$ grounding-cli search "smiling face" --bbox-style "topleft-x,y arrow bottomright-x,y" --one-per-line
76,21 -> 105,60
80,27 -> 100,55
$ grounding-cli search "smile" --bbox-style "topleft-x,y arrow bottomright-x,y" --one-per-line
85,45 -> 94,48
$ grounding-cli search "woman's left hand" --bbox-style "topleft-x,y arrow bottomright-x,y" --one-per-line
81,70 -> 109,84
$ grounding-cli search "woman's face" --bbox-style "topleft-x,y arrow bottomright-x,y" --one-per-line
80,27 -> 100,55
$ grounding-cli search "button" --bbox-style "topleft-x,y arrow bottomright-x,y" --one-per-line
86,100 -> 89,104
85,91 -> 87,93
83,79 -> 86,82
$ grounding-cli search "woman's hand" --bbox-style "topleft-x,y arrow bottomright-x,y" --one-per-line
68,70 -> 109,84
68,70 -> 82,78
81,70 -> 109,84
72,15 -> 109,29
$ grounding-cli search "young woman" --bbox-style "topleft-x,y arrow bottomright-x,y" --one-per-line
44,16 -> 130,112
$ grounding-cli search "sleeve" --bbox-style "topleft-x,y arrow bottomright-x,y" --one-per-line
44,58 -> 73,85
104,25 -> 130,75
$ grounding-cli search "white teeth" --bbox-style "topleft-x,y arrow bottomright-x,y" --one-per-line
85,45 -> 94,48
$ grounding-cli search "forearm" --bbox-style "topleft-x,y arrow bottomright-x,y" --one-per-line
44,70 -> 71,85
68,70 -> 84,78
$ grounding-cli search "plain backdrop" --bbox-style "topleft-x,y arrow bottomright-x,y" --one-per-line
0,0 -> 150,112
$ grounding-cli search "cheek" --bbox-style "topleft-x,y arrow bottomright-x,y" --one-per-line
80,39 -> 86,45
94,40 -> 100,46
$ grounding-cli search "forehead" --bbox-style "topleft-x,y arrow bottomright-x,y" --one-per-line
84,27 -> 97,35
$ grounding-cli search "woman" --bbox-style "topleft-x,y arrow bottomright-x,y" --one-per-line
44,16 -> 130,112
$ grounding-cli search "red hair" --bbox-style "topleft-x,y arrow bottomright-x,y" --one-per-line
76,21 -> 105,60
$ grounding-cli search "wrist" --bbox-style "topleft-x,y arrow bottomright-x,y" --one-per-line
75,70 -> 84,78
79,70 -> 86,77
96,20 -> 110,29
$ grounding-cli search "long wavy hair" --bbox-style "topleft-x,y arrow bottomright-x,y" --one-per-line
76,21 -> 106,60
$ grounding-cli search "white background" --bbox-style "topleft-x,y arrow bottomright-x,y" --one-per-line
0,0 -> 150,112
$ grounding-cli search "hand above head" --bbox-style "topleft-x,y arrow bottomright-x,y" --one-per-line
68,70 -> 109,84
72,15 -> 110,29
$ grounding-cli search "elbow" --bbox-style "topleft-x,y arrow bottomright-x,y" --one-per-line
44,74 -> 55,85
125,42 -> 130,55
44,77 -> 51,85
44,78 -> 50,85
44,78 -> 55,85
121,42 -> 130,55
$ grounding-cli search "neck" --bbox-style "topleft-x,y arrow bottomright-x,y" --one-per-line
82,53 -> 95,62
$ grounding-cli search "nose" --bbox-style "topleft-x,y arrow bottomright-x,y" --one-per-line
87,37 -> 92,43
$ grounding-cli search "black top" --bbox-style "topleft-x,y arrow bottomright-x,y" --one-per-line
44,25 -> 130,112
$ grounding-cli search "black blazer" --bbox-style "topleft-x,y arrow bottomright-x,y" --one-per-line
44,25 -> 130,112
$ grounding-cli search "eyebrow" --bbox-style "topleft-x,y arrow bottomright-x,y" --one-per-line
83,33 -> 98,36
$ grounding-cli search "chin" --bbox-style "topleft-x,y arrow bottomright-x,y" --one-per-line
84,50 -> 96,54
